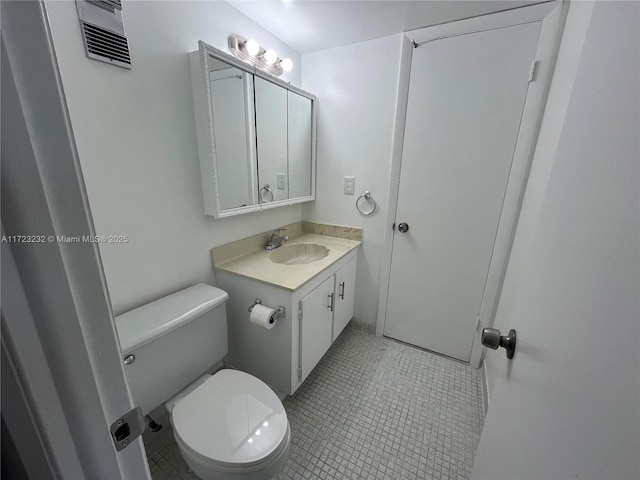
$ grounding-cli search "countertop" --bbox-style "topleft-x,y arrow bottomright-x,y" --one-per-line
214,233 -> 361,291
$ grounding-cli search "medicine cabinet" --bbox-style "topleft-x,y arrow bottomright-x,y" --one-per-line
190,41 -> 317,217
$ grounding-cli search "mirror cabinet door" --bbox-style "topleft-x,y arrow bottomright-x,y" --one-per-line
287,91 -> 313,199
254,76 -> 288,203
208,56 -> 258,210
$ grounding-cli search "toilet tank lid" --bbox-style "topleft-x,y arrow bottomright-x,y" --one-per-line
115,284 -> 228,354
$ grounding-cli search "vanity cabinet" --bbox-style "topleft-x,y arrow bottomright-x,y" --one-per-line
218,247 -> 358,395
299,256 -> 357,381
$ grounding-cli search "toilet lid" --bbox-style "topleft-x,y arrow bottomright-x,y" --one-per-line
172,370 -> 289,468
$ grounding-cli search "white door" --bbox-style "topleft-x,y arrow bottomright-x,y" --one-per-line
472,2 -> 639,478
384,19 -> 541,362
333,257 -> 357,341
300,275 -> 335,382
1,2 -> 151,477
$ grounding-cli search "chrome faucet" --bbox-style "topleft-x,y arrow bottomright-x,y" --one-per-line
265,229 -> 289,250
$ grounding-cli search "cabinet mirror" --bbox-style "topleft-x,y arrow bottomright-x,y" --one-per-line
190,41 -> 316,218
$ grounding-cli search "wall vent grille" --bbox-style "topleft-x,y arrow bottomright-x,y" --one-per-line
87,0 -> 122,12
81,22 -> 131,69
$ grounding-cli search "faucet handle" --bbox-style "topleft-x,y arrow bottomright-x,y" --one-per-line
271,228 -> 286,239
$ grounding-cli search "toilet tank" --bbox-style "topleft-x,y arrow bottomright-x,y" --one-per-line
115,284 -> 229,415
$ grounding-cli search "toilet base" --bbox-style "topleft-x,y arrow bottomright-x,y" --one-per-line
178,457 -> 286,480
176,426 -> 290,480
177,453 -> 287,480
178,457 -> 198,480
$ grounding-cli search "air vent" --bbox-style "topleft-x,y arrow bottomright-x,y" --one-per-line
76,0 -> 131,69
87,0 -> 122,12
81,21 -> 131,69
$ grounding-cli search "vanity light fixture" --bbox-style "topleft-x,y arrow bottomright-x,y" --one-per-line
228,33 -> 293,77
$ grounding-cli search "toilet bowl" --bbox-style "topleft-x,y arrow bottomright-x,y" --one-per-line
170,369 -> 290,480
114,284 -> 290,480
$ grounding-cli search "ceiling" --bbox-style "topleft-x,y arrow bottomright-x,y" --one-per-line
227,0 -> 543,53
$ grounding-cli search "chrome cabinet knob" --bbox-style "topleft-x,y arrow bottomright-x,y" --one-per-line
481,328 -> 516,359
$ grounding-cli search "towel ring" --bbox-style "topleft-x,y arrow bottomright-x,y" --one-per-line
260,184 -> 274,203
356,191 -> 377,216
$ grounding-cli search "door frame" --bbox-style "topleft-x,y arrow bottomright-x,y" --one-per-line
375,1 -> 569,368
1,1 -> 151,478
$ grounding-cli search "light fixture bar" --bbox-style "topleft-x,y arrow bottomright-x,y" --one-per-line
228,34 -> 292,77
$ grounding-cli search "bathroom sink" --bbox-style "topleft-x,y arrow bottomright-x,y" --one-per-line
269,243 -> 330,265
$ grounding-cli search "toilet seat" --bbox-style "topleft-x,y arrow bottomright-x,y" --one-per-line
172,369 -> 289,473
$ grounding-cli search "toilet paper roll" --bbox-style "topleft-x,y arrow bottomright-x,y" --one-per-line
250,304 -> 278,329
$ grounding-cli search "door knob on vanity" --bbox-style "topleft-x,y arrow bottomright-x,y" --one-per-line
481,328 -> 517,359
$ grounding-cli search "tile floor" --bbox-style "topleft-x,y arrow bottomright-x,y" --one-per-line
143,327 -> 485,480
142,412 -> 181,480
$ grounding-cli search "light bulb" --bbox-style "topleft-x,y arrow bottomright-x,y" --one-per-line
244,39 -> 260,56
280,58 -> 293,72
263,49 -> 278,64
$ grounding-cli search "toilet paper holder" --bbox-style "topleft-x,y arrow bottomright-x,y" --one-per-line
248,298 -> 285,320
248,298 -> 262,312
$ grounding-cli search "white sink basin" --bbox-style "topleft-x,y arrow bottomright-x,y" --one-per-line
269,243 -> 330,265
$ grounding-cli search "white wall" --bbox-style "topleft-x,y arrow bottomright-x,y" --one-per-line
45,0 -> 303,314
301,34 -> 403,327
485,0 -> 596,395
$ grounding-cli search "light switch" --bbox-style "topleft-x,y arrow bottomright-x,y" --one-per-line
344,176 -> 355,195
277,173 -> 286,190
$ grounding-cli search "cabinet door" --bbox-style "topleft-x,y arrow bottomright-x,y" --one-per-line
333,257 -> 357,341
255,77 -> 288,203
287,91 -> 312,199
300,275 -> 335,382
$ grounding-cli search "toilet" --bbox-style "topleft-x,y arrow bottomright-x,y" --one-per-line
115,283 -> 290,480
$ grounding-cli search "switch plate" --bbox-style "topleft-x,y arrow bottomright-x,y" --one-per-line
277,173 -> 286,190
344,176 -> 355,195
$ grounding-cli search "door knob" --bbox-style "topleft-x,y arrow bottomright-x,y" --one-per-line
398,222 -> 409,233
481,328 -> 517,359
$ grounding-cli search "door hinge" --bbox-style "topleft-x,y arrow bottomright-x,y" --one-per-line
110,406 -> 145,451
528,60 -> 538,83
475,316 -> 481,330
297,367 -> 302,380
298,308 -> 303,320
